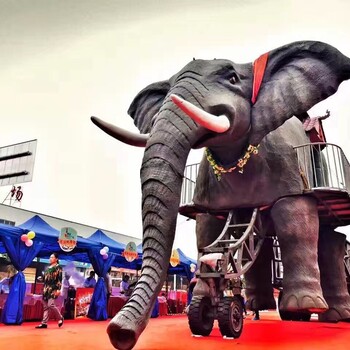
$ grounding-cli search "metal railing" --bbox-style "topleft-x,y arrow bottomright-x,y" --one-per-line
181,163 -> 200,206
180,143 -> 350,206
294,143 -> 350,192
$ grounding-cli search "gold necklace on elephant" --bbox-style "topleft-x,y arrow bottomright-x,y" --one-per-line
205,144 -> 259,181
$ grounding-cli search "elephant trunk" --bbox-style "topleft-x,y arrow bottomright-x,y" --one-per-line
107,101 -> 198,350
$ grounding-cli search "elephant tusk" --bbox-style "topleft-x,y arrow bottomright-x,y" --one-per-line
170,94 -> 230,133
91,116 -> 149,147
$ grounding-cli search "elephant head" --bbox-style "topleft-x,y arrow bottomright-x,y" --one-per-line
92,41 -> 350,350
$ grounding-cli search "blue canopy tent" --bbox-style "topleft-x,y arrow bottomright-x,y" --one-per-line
0,222 -> 44,324
87,230 -> 125,253
87,230 -> 143,270
0,216 -> 104,324
18,215 -> 100,262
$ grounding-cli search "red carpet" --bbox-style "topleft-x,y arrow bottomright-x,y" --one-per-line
0,312 -> 350,349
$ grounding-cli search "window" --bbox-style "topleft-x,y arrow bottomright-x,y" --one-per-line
0,219 -> 15,226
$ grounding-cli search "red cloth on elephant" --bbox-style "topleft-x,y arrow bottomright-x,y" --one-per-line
251,52 -> 269,104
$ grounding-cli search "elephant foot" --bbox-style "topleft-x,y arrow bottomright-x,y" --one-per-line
318,296 -> 350,323
107,311 -> 145,350
318,307 -> 350,323
279,290 -> 328,313
246,294 -> 276,311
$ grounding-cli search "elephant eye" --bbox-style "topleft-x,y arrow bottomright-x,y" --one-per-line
229,74 -> 238,84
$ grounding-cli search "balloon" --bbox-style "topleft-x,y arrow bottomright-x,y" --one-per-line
100,248 -> 107,255
21,234 -> 28,242
25,239 -> 33,247
102,254 -> 108,260
27,231 -> 36,239
104,246 -> 109,253
190,263 -> 196,273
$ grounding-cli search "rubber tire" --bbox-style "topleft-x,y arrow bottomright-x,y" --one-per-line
188,296 -> 214,336
217,296 -> 243,338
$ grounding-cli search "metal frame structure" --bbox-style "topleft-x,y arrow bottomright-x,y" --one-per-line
181,142 -> 350,335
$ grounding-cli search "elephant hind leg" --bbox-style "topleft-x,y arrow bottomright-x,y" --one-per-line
271,196 -> 328,313
318,227 -> 350,323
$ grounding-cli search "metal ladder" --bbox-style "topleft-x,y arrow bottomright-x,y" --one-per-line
198,208 -> 265,280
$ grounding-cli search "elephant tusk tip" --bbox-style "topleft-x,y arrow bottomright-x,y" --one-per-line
170,94 -> 183,105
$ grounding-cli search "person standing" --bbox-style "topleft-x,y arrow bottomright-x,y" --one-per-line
36,253 -> 64,329
105,267 -> 112,303
120,275 -> 130,295
61,272 -> 71,301
84,271 -> 97,288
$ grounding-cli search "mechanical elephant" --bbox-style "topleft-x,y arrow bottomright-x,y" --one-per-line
92,41 -> 350,350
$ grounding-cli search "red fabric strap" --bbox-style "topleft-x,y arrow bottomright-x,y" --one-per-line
251,52 -> 269,104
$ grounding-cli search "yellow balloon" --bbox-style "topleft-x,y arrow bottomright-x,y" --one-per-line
27,231 -> 36,239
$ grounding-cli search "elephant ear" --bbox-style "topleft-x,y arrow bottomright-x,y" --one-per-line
128,80 -> 170,133
249,41 -> 350,146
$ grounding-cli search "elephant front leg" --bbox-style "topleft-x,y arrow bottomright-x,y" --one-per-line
271,196 -> 328,313
193,213 -> 227,297
318,227 -> 350,322
245,237 -> 277,311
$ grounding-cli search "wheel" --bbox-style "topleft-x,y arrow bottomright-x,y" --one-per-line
188,296 -> 214,336
217,296 -> 243,338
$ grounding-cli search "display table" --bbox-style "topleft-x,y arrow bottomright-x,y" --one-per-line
107,296 -> 128,318
158,299 -> 168,316
107,295 -> 168,318
166,291 -> 187,314
0,291 -> 172,322
22,294 -> 64,321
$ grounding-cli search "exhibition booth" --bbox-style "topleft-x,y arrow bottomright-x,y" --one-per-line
0,215 -> 196,324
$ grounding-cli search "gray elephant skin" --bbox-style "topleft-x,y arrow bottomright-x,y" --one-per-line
92,41 -> 350,350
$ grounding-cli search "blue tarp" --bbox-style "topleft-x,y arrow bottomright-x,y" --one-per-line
18,215 -> 60,241
0,223 -> 25,253
87,229 -> 125,252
